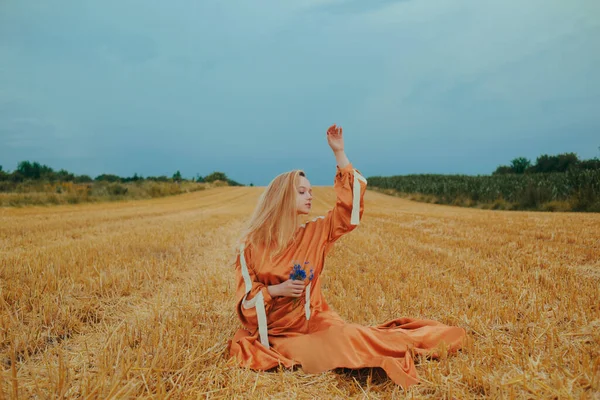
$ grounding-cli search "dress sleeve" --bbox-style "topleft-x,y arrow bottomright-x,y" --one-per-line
234,242 -> 273,349
321,162 -> 367,248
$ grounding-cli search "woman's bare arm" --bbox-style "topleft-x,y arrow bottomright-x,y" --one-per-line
327,124 -> 350,168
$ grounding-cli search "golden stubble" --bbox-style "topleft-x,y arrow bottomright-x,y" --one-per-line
1,185 -> 599,399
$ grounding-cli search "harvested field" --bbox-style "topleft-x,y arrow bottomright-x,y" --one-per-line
1,186 -> 599,398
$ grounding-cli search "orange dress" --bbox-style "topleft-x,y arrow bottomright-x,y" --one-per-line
228,163 -> 465,388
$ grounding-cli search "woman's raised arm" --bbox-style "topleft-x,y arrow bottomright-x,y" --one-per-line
327,124 -> 350,169
320,124 -> 368,248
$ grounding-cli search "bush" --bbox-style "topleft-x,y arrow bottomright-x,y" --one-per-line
541,201 -> 571,212
204,172 -> 228,183
1,177 -> 208,207
108,184 -> 128,196
75,175 -> 93,183
0,182 -> 15,192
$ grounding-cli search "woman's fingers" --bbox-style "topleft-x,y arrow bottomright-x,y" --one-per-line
327,124 -> 342,137
290,280 -> 305,297
282,279 -> 308,297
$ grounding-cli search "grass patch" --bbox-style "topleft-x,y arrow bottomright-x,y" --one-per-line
0,181 -> 215,207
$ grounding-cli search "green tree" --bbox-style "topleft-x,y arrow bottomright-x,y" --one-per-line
56,169 -> 75,181
531,154 -> 554,173
16,161 -> 58,180
95,174 -> 121,182
10,171 -> 24,182
530,152 -> 579,173
39,163 -> 55,180
74,175 -> 93,183
204,171 -> 228,183
17,161 -> 34,178
172,170 -> 183,182
579,157 -> 600,170
510,157 -> 531,174
226,178 -> 243,186
492,165 -> 513,175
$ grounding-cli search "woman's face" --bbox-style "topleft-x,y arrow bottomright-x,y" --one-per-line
296,175 -> 313,215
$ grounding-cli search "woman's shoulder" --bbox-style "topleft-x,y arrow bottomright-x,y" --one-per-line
299,215 -> 327,229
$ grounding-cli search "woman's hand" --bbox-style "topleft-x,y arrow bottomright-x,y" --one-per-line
327,124 -> 344,153
268,279 -> 306,298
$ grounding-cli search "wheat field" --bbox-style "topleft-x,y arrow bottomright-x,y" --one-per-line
1,186 -> 599,399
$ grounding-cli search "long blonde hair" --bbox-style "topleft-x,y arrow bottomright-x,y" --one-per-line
233,169 -> 306,268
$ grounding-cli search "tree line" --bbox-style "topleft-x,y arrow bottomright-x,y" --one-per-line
367,151 -> 600,212
0,161 -> 243,187
493,152 -> 600,175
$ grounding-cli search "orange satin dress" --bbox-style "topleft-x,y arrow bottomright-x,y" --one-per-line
228,163 -> 465,388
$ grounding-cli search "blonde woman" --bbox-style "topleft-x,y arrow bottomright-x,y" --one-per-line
228,124 -> 465,388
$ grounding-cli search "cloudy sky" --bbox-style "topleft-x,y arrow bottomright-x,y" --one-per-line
1,0 -> 599,185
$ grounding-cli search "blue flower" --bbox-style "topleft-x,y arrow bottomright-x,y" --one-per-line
289,263 -> 307,280
289,261 -> 313,281
289,261 -> 314,309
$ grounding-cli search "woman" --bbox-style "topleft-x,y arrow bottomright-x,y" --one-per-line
228,124 -> 465,388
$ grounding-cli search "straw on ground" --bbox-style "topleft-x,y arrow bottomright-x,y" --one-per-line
1,186 -> 599,398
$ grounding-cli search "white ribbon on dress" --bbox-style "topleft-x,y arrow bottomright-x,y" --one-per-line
350,169 -> 367,225
239,242 -> 270,349
305,282 -> 311,320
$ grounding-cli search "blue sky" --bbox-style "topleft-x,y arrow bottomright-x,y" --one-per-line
1,0 -> 599,185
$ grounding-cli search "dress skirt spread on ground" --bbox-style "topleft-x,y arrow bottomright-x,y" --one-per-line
227,163 -> 466,389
